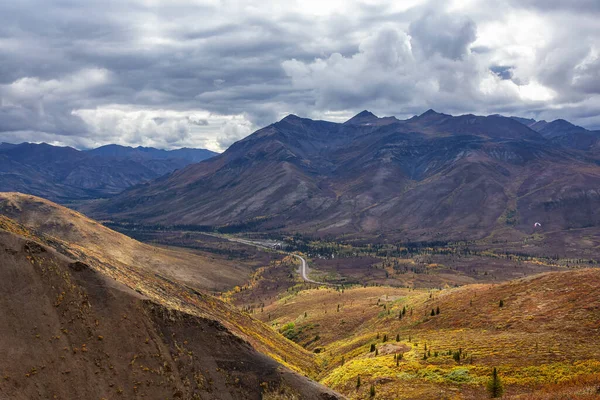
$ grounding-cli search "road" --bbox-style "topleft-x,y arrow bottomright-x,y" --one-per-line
291,253 -> 326,285
210,234 -> 333,286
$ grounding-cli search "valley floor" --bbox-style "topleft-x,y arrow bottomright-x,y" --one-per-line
220,241 -> 600,399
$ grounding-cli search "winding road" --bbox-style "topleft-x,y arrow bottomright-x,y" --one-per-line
211,234 -> 333,285
291,253 -> 325,285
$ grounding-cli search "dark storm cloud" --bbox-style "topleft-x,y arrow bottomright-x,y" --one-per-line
408,11 -> 477,61
0,0 -> 599,150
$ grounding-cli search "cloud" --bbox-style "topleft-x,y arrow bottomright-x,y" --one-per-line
217,119 -> 254,149
513,0 -> 600,13
408,11 -> 477,60
1,0 -> 600,149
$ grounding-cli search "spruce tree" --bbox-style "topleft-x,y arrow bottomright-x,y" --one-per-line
499,300 -> 504,307
431,309 -> 435,316
453,351 -> 461,363
486,367 -> 504,398
370,343 -> 376,352
436,306 -> 440,315
396,334 -> 400,342
370,384 -> 375,397
356,376 -> 361,389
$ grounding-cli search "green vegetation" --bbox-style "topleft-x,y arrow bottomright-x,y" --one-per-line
487,367 -> 504,398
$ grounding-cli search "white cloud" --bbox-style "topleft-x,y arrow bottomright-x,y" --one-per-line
72,106 -> 254,151
1,0 -> 600,148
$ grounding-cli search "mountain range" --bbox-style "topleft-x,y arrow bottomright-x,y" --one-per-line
0,143 -> 217,203
88,110 -> 600,242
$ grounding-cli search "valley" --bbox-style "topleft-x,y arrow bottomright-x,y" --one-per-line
3,1 -> 600,398
2,112 -> 600,400
93,222 -> 600,399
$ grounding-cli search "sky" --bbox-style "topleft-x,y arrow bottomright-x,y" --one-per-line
0,0 -> 599,152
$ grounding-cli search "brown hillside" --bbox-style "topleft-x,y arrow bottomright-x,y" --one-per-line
0,228 -> 340,399
0,194 -> 343,395
0,192 -> 253,292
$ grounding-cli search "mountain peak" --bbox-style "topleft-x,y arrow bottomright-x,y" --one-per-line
281,114 -> 302,122
420,109 -> 440,117
344,110 -> 379,125
355,110 -> 377,118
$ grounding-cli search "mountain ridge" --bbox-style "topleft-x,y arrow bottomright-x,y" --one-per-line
0,142 -> 218,202
89,110 -> 600,242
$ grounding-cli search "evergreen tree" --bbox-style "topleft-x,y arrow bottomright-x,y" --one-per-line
396,334 -> 400,342
370,343 -> 376,352
375,348 -> 379,356
436,306 -> 440,315
499,300 -> 504,307
383,334 -> 387,342
453,351 -> 461,363
356,375 -> 361,389
370,384 -> 375,398
486,367 -> 504,398
431,309 -> 435,316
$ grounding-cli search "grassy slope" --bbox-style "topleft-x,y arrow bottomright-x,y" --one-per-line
257,270 -> 600,399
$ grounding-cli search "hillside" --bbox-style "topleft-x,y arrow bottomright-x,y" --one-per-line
0,194 -> 342,399
0,192 -> 259,292
0,143 -> 217,202
89,110 -> 600,242
0,226 -> 340,399
247,269 -> 600,399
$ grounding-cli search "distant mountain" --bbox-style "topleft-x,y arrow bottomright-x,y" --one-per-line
0,142 -> 218,202
90,110 -> 600,241
87,144 -> 217,163
511,116 -> 600,150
